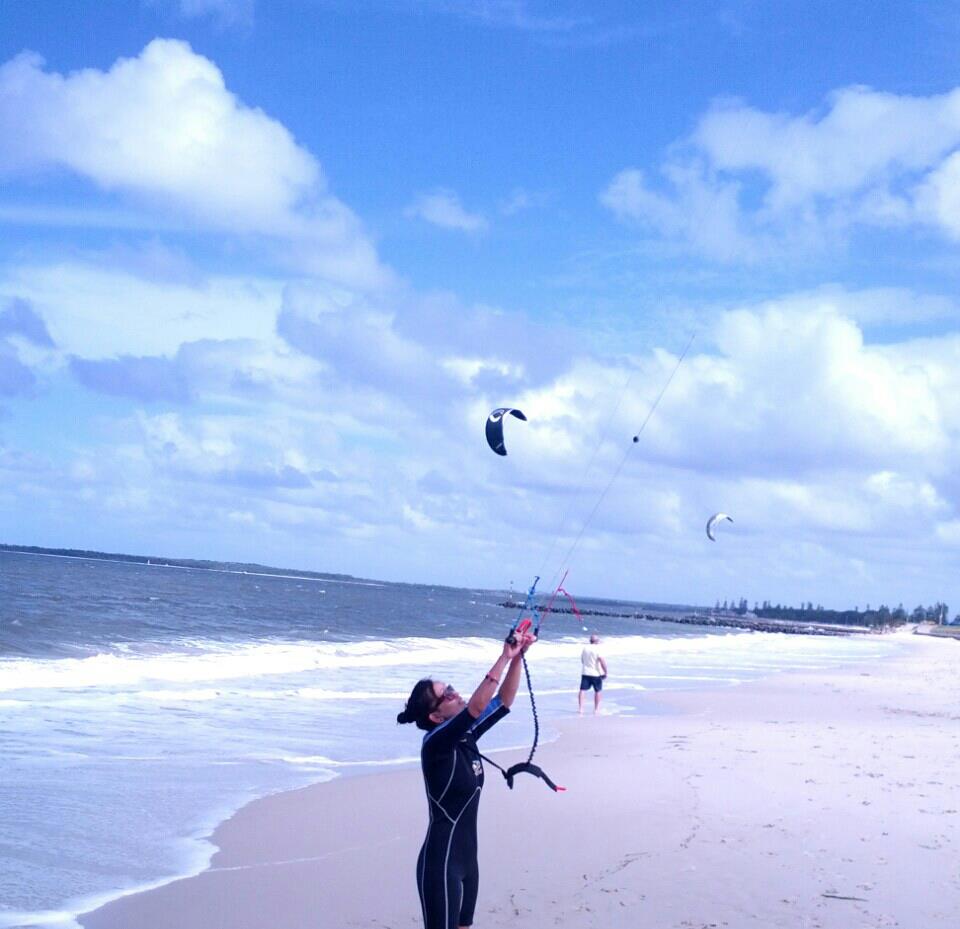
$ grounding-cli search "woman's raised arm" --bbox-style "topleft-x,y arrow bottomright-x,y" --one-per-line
466,635 -> 527,717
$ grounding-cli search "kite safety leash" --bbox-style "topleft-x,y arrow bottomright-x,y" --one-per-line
472,628 -> 566,793
472,746 -> 566,793
497,575 -> 568,791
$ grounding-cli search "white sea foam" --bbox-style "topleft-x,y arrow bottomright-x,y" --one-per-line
137,689 -> 226,702
0,907 -> 81,929
0,630 -> 893,694
619,674 -> 740,683
0,636 -> 488,692
276,753 -> 419,767
294,688 -> 410,700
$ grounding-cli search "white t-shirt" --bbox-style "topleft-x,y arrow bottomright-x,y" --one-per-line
581,646 -> 603,677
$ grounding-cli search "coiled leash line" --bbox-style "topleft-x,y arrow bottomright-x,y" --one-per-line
468,649 -> 565,793
472,745 -> 566,793
496,575 -> 565,792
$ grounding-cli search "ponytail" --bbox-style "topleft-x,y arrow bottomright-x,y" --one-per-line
397,679 -> 437,731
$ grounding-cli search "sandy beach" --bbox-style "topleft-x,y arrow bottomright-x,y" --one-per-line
80,633 -> 960,929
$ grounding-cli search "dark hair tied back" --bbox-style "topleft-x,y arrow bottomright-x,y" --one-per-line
397,678 -> 437,731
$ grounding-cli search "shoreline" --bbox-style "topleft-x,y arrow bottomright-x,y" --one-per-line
9,623 -> 871,929
0,773 -> 341,929
17,737 -> 548,929
78,632 -> 960,929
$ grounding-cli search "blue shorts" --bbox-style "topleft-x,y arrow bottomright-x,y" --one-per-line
580,675 -> 603,692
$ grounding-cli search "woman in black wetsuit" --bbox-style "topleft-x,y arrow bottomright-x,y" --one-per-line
397,630 -> 536,929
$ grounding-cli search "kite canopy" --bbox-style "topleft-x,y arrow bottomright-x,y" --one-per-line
706,512 -> 733,541
485,407 -> 527,456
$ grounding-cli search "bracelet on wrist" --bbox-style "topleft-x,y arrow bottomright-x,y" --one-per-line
485,673 -> 500,686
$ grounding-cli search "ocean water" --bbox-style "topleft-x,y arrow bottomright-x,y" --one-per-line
0,550 -> 901,928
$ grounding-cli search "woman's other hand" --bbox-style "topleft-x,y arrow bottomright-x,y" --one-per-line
501,629 -> 536,661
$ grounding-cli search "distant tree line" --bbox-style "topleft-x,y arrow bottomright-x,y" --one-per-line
713,597 -> 955,628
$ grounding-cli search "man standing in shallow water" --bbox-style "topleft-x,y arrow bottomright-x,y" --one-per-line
578,633 -> 607,714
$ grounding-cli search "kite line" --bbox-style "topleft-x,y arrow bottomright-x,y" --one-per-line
491,331 -> 697,791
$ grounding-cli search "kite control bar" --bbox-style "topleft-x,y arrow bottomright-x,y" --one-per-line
499,573 -> 566,793
506,576 -> 540,644
507,617 -> 533,645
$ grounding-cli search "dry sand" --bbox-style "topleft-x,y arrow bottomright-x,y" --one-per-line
81,633 -> 960,928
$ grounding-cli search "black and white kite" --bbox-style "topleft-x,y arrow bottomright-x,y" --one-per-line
485,407 -> 527,456
705,512 -> 733,541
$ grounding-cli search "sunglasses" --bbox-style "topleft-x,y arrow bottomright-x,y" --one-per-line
429,684 -> 457,714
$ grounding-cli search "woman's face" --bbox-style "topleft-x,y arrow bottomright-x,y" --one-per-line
429,680 -> 465,722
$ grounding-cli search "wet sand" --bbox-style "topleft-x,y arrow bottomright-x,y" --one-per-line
81,633 -> 960,928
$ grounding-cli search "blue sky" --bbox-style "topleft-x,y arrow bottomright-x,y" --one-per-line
2,0 -> 960,609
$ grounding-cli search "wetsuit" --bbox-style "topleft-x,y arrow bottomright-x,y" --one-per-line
417,697 -> 509,929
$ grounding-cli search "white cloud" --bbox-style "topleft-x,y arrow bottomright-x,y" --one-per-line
0,202 -> 184,231
277,283 -> 449,402
275,280 -> 566,414
602,84 -> 960,259
0,41 -> 312,226
656,303 -> 949,472
423,1 -> 588,33
936,520 -> 960,545
0,261 -> 284,358
865,470 -> 944,514
4,240 -> 960,603
695,86 -> 960,209
0,40 -> 389,287
768,286 -> 960,328
441,356 -> 525,385
174,0 -> 253,26
499,189 -> 530,215
143,0 -> 255,27
405,189 -> 488,232
601,165 -> 763,262
498,188 -> 544,216
916,150 -> 960,239
275,289 -> 960,534
402,502 -> 439,531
